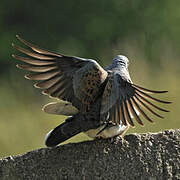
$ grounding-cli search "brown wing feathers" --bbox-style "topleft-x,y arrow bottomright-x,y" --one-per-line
12,40 -> 60,82
108,83 -> 171,127
115,103 -> 120,125
12,43 -> 57,60
12,35 -> 78,105
134,91 -> 169,112
131,85 -> 170,124
123,101 -> 134,127
127,98 -> 144,126
34,75 -> 63,89
25,70 -> 60,81
12,54 -> 55,65
15,35 -> 62,57
131,96 -> 154,123
119,101 -> 127,126
134,94 -> 164,118
132,84 -> 168,94
16,64 -> 57,72
134,87 -> 171,104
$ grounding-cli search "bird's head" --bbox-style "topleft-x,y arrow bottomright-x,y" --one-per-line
112,55 -> 129,68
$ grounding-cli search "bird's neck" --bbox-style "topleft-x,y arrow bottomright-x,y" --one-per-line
105,65 -> 132,83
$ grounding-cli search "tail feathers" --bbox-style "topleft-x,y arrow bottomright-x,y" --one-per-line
45,117 -> 81,147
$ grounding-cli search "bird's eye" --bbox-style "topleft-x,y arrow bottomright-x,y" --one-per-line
118,60 -> 125,65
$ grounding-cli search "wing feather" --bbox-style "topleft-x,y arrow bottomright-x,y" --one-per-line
101,72 -> 170,127
123,101 -> 134,127
25,70 -> 60,80
119,102 -> 127,126
135,91 -> 169,112
13,35 -> 108,111
134,94 -> 164,118
16,35 -> 62,56
132,84 -> 168,94
134,87 -> 171,104
17,64 -> 57,72
12,54 -> 55,65
34,75 -> 63,89
12,43 -> 55,60
127,98 -> 144,126
131,96 -> 153,123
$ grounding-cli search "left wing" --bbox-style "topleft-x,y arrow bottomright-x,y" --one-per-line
12,35 -> 108,112
100,72 -> 171,127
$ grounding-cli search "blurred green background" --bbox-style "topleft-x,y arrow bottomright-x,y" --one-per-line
0,0 -> 179,158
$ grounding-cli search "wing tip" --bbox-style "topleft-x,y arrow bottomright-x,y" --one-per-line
34,83 -> 41,89
163,109 -> 170,112
16,64 -> 29,70
163,90 -> 168,93
16,34 -> 20,39
16,35 -> 26,44
135,89 -> 172,104
42,103 -> 51,113
12,35 -> 21,47
24,74 -> 31,80
138,121 -> 144,127
132,84 -> 169,94
16,35 -> 24,42
42,90 -> 49,95
16,64 -> 21,69
130,124 -> 135,128
128,121 -> 145,127
165,101 -> 172,104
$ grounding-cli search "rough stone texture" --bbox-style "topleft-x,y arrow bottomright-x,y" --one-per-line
0,129 -> 179,180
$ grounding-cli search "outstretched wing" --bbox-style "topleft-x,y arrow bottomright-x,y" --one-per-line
12,35 -> 108,111
101,72 -> 171,127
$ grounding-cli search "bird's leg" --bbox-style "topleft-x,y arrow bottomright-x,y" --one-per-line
110,134 -> 126,145
111,125 -> 129,144
110,134 -> 122,144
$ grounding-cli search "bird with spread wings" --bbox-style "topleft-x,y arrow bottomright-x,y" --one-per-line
12,35 -> 171,147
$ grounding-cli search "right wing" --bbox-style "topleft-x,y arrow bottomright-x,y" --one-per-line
101,72 -> 171,127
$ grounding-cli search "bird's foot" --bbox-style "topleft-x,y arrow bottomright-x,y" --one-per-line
111,135 -> 127,145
